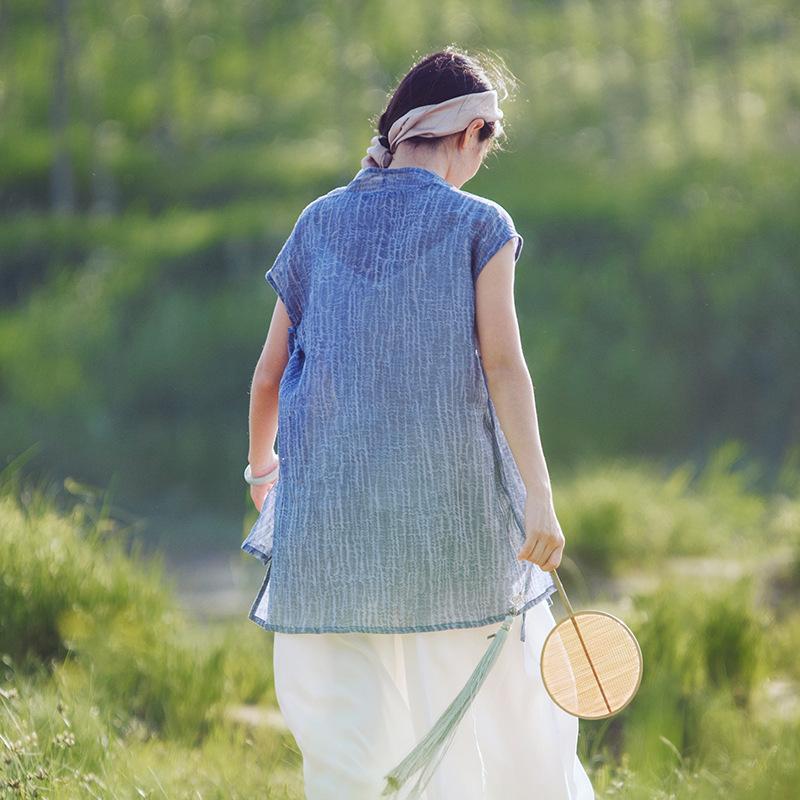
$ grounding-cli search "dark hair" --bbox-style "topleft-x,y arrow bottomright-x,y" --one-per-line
372,46 -> 518,161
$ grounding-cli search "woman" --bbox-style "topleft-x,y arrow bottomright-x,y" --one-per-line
242,47 -> 595,799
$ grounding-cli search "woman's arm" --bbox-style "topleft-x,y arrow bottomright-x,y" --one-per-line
474,239 -> 565,571
247,299 -> 292,507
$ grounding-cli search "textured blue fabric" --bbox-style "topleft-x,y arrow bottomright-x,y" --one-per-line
242,165 -> 557,636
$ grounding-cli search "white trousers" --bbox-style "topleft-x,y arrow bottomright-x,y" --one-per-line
273,599 -> 596,800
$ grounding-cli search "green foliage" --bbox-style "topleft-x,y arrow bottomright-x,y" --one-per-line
701,587 -> 762,706
1,465 -> 800,796
0,0 -> 798,516
0,477 -> 298,796
0,478 -> 276,745
554,441 -> 779,575
1,4 -> 795,793
0,670 -> 301,798
0,488 -> 170,667
586,578 -> 774,796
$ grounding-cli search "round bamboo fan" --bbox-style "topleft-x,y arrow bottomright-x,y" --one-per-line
540,569 -> 643,720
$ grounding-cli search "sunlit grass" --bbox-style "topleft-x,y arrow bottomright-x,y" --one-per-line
2,461 -> 800,797
555,442 -> 790,575
0,478 -> 298,797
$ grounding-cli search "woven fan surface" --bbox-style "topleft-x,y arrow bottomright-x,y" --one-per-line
541,611 -> 642,719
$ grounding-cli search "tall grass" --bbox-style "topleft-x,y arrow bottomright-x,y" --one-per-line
0,475 -> 299,796
555,442 -> 784,575
3,460 -> 800,797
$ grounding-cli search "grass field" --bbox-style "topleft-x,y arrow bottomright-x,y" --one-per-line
2,446 -> 800,798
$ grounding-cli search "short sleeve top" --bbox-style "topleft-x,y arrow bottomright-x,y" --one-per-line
241,165 -> 557,635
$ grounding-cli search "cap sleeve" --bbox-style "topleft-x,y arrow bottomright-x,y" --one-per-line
265,210 -> 310,327
472,203 -> 524,282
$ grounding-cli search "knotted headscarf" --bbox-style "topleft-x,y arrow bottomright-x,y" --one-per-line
361,89 -> 503,169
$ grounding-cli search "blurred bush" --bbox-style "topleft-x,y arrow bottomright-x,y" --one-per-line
0,477 -> 275,743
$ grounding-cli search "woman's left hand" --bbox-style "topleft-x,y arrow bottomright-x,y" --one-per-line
517,496 -> 565,571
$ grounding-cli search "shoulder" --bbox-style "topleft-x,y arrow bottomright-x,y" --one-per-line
310,185 -> 349,210
455,189 -> 524,275
451,188 -> 517,230
294,182 -> 516,236
288,185 -> 350,232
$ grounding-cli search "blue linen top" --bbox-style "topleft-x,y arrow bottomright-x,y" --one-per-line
241,165 -> 557,641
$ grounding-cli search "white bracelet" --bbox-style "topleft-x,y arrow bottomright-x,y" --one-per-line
244,461 -> 280,485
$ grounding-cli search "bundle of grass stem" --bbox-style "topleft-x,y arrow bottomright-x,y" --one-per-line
381,610 -> 515,798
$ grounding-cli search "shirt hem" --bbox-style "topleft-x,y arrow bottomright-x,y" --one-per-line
246,581 -> 557,635
241,541 -> 270,565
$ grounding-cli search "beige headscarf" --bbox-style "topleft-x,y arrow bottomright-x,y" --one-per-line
361,89 -> 503,169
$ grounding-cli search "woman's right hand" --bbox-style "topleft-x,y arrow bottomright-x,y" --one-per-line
249,453 -> 280,512
516,496 -> 565,572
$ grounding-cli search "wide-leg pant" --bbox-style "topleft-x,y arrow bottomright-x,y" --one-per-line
272,598 -> 596,800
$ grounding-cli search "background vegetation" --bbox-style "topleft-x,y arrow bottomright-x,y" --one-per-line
2,456 -> 800,797
1,0 -> 798,796
1,0 -> 798,530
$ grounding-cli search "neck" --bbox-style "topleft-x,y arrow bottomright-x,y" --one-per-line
385,146 -> 453,185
